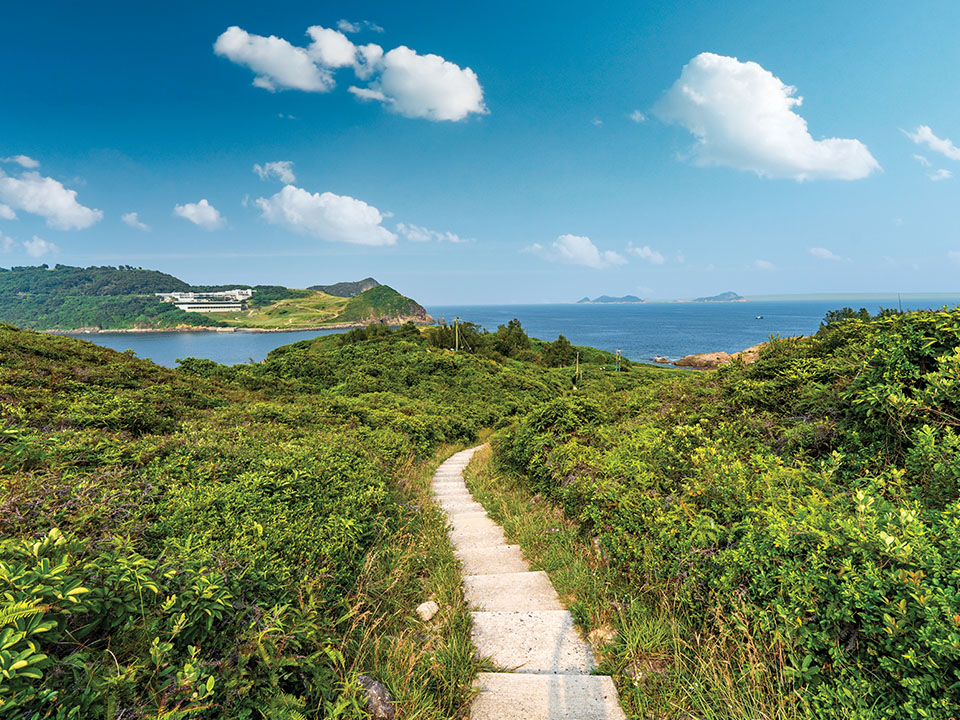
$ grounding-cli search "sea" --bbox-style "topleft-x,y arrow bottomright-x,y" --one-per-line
76,295 -> 960,368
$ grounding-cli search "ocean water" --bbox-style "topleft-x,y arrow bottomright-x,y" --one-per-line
77,296 -> 960,368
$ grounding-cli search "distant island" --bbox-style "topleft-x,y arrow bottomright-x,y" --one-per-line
577,295 -> 645,304
0,265 -> 433,332
691,291 -> 745,303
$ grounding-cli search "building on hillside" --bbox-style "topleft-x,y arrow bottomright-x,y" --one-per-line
156,288 -> 253,312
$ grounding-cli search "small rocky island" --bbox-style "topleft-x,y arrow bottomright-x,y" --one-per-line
576,295 -> 645,304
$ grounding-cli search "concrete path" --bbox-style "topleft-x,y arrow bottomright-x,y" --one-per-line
434,446 -> 627,720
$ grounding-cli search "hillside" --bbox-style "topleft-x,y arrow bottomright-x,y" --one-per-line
692,290 -> 744,302
0,265 -> 432,331
577,294 -> 644,303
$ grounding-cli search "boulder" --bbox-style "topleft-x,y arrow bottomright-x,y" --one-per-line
416,600 -> 439,622
673,351 -> 731,369
357,676 -> 397,720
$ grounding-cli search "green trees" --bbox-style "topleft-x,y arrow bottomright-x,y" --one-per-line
544,334 -> 576,367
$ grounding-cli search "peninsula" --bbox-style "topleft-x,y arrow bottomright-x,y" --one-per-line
0,264 -> 433,332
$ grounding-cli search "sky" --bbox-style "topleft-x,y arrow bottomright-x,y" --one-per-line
2,1 -> 959,304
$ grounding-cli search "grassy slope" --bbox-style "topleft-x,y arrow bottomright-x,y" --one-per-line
1,322 -> 631,718
215,291 -> 349,328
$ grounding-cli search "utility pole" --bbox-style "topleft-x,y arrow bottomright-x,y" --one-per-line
454,316 -> 460,352
616,349 -> 622,371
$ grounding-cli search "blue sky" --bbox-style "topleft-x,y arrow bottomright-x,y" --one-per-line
2,1 -> 959,303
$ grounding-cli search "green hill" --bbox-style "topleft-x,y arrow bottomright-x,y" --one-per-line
0,265 -> 431,331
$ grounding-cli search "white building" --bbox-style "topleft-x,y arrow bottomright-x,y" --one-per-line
156,288 -> 253,312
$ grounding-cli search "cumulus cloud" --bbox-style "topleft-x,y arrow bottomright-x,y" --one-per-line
809,247 -> 847,261
23,235 -> 57,257
2,155 -> 40,169
627,244 -> 665,264
173,199 -> 224,230
629,110 -> 646,123
256,185 -> 396,246
929,168 -> 952,181
0,204 -> 15,220
527,234 -> 627,269
306,25 -> 358,68
350,46 -> 487,121
121,212 -> 150,231
214,26 -> 334,92
0,169 -> 102,229
216,24 -> 485,122
654,52 -> 880,181
396,222 -> 471,243
754,259 -> 776,271
253,160 -> 296,183
906,126 -> 960,161
0,233 -> 13,252
913,154 -> 931,167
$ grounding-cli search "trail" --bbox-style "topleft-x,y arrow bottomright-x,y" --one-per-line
434,446 -> 627,720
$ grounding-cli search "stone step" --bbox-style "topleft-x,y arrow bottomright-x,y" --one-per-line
471,610 -> 595,674
470,673 -> 626,720
463,571 -> 563,612
456,544 -> 528,575
439,500 -> 488,514
433,485 -> 473,497
447,511 -> 496,534
449,525 -> 508,550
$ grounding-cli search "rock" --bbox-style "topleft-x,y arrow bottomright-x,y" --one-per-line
416,600 -> 439,622
652,355 -> 670,364
357,676 -> 397,720
731,343 -> 765,364
588,625 -> 616,650
623,657 -> 671,682
673,352 -> 731,369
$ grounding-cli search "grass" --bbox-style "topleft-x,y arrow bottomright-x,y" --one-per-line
332,442 -> 486,719
463,445 -> 798,720
216,291 -> 349,329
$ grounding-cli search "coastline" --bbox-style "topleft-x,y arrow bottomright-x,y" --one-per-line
47,317 -> 435,335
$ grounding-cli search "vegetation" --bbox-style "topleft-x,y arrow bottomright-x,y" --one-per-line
490,307 -> 960,719
0,318 -> 620,718
0,266 -> 429,332
5,303 -> 960,718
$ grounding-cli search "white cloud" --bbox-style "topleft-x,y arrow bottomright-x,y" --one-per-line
905,126 -> 960,161
213,26 -> 334,92
337,19 -> 384,34
121,212 -> 150,231
754,259 -> 776,271
629,110 -> 646,123
528,234 -> 627,269
2,155 -> 40,169
173,199 -> 225,230
396,222 -> 471,243
349,45 -> 487,121
216,24 -> 485,122
929,168 -> 952,182
948,251 -> 960,265
627,244 -> 665,264
23,235 -> 57,257
256,185 -> 396,246
0,169 -> 102,229
253,160 -> 296,183
654,52 -> 880,181
306,25 -> 358,68
913,153 -> 931,167
809,247 -> 847,261
592,118 -> 603,127
0,204 -> 15,220
0,233 -> 13,252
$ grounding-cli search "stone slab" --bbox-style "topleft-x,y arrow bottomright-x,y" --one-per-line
448,525 -> 508,550
471,610 -> 595,674
463,571 -> 563,612
470,673 -> 626,720
438,500 -> 487,515
455,544 -> 529,575
447,511 -> 497,534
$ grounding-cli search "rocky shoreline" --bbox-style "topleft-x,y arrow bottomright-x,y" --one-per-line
655,343 -> 766,370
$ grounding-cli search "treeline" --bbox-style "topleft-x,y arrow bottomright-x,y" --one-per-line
0,294 -> 222,330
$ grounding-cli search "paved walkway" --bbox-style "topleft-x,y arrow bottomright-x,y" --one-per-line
434,446 -> 627,720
